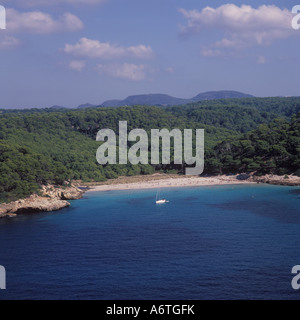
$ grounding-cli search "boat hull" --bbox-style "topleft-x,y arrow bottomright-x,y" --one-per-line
156,200 -> 168,204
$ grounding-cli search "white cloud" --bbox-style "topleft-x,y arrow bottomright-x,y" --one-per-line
69,60 -> 86,71
6,9 -> 83,34
200,48 -> 223,57
64,38 -> 154,80
64,38 -> 153,59
97,63 -> 147,81
179,4 -> 296,53
0,35 -> 20,49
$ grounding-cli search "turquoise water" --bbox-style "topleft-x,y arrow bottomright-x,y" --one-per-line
0,184 -> 300,300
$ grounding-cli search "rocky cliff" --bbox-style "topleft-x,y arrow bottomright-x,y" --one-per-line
0,185 -> 84,219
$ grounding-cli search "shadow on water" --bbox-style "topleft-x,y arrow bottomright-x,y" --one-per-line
288,188 -> 300,196
211,200 -> 300,224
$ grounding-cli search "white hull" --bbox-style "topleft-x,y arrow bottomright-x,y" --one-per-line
156,199 -> 168,204
156,190 -> 169,204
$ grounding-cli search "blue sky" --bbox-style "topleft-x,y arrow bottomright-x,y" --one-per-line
0,0 -> 299,108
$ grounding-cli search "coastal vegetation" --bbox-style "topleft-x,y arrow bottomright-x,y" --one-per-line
0,97 -> 299,203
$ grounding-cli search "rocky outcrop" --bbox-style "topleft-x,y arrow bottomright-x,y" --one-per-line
0,185 -> 84,219
252,174 -> 300,186
40,185 -> 84,201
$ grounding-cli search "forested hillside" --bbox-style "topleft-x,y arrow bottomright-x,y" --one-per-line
207,115 -> 300,175
0,97 -> 299,203
0,141 -> 66,203
166,97 -> 300,132
0,106 -> 234,202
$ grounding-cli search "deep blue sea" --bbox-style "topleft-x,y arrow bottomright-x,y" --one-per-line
0,184 -> 300,300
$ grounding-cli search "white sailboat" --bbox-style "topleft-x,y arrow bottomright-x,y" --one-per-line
156,190 -> 169,204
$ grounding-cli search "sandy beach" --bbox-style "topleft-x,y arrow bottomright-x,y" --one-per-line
86,174 -> 257,193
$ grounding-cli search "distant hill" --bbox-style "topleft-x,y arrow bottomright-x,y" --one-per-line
191,90 -> 254,101
50,105 -> 67,110
95,100 -> 121,108
77,103 -> 98,109
99,91 -> 254,108
101,94 -> 188,107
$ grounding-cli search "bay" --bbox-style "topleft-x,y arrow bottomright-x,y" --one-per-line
0,184 -> 300,300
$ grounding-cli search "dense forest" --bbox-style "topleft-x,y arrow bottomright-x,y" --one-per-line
206,115 -> 300,176
0,97 -> 299,203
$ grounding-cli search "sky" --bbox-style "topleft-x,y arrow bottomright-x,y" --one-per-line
0,0 -> 299,109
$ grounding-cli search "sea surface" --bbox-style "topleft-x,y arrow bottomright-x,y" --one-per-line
0,184 -> 300,300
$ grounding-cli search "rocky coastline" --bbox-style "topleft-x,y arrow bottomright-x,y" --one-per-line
0,185 -> 84,219
251,174 -> 300,186
0,174 -> 299,219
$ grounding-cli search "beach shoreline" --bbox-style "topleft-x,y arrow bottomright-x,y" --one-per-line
85,174 -> 256,193
1,174 -> 299,219
85,173 -> 300,193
